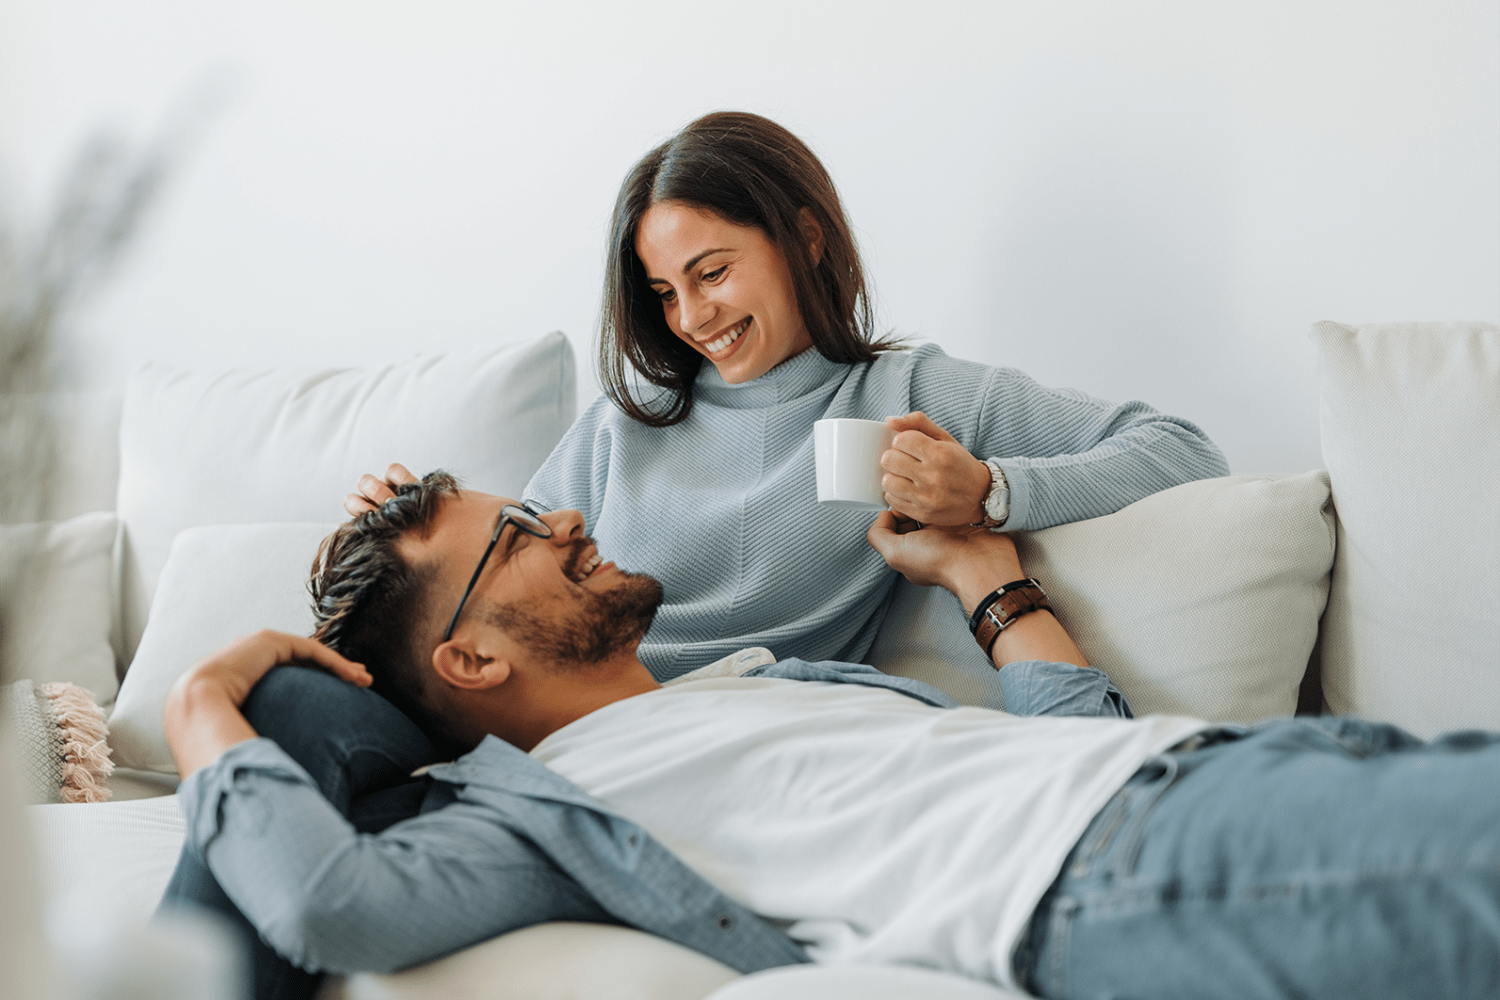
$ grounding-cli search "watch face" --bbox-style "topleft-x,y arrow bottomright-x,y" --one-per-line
985,487 -> 1010,521
983,461 -> 1010,523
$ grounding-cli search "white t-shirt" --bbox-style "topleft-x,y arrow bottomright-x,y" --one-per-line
531,675 -> 1208,990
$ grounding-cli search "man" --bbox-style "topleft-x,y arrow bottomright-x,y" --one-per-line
161,472 -> 1500,1000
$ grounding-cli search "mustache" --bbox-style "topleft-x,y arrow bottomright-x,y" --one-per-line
561,535 -> 601,578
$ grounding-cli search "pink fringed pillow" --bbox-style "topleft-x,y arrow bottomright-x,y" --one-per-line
0,679 -> 114,803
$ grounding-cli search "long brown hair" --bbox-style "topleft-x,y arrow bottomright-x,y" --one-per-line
601,111 -> 900,427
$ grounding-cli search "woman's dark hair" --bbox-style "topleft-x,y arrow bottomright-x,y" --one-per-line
601,111 -> 901,426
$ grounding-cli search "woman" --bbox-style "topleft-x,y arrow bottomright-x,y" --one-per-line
352,111 -> 1228,681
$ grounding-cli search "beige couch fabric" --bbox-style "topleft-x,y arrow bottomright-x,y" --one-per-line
875,472 -> 1335,723
109,522 -> 337,773
0,513 -> 120,702
331,923 -> 740,1000
1314,319 -> 1500,738
115,334 -> 576,662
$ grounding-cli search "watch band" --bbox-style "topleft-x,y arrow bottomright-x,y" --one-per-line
971,459 -> 1010,529
970,578 -> 1053,658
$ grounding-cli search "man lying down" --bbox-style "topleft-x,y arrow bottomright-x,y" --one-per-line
160,471 -> 1500,1000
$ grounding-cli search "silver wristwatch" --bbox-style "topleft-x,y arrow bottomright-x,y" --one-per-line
971,459 -> 1010,529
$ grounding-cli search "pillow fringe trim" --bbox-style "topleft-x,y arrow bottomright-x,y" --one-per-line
40,682 -> 114,803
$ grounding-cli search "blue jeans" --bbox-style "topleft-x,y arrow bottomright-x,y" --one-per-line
157,667 -> 440,1000
1017,716 -> 1500,1000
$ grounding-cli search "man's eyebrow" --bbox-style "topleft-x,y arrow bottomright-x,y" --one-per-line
645,247 -> 734,284
488,505 -> 518,564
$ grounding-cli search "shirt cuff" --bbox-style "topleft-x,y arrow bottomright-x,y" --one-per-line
178,737 -> 319,853
998,660 -> 1134,719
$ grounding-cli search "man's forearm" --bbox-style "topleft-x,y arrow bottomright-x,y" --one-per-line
162,631 -> 370,778
941,538 -> 1090,671
164,673 -> 259,777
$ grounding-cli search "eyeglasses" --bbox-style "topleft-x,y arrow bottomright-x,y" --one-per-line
441,500 -> 552,642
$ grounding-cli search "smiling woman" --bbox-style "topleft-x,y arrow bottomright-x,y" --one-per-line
635,202 -> 815,387
358,111 -> 1231,683
600,112 -> 896,426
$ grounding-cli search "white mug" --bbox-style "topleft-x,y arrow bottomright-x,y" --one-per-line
814,418 -> 895,509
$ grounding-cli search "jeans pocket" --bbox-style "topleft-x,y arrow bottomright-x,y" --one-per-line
1067,752 -> 1184,882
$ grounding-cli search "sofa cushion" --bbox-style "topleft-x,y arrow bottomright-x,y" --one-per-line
329,922 -> 740,1000
0,512 -> 120,702
28,794 -> 185,930
707,964 -> 1022,999
2,679 -> 113,803
870,472 -> 1335,723
115,333 -> 576,662
109,523 -> 336,773
1313,319 -> 1500,738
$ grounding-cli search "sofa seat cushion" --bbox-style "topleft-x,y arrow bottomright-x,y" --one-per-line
326,923 -> 740,1000
28,794 -> 185,929
706,964 -> 1025,999
1313,319 -> 1500,738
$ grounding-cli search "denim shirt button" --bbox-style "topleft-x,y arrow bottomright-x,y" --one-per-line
717,915 -> 733,930
627,834 -> 639,848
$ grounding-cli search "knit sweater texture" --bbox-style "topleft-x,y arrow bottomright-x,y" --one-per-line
526,345 -> 1228,680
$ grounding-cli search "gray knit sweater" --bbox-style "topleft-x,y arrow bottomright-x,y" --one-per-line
526,345 -> 1228,680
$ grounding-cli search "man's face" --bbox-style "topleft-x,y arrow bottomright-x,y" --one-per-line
408,491 -> 662,668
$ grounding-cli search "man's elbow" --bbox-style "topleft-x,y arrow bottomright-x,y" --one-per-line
262,904 -> 412,975
253,860 -> 420,975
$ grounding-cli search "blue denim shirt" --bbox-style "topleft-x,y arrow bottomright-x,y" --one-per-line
178,657 -> 1127,975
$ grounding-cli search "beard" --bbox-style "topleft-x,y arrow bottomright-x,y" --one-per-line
482,544 -> 664,669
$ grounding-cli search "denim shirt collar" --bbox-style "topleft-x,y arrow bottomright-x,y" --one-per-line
426,734 -> 604,810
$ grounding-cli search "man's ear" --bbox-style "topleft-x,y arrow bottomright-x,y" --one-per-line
432,636 -> 513,692
798,207 -> 824,265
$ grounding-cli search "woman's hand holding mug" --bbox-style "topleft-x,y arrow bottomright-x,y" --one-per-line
879,412 -> 993,526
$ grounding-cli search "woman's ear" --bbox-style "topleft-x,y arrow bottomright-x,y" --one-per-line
432,638 -> 513,691
799,207 -> 824,265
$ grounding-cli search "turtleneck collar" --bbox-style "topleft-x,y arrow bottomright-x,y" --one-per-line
692,347 -> 848,410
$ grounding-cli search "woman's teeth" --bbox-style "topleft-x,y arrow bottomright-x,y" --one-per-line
574,553 -> 602,582
706,318 -> 749,354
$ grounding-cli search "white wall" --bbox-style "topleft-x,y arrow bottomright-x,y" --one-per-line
3,0 -> 1496,478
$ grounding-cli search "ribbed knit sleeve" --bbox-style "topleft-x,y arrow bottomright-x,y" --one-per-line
903,345 -> 1229,530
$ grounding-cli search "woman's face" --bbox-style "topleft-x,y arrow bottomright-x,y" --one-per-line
635,201 -> 814,385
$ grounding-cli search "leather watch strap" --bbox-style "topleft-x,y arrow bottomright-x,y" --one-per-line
971,578 -> 1052,658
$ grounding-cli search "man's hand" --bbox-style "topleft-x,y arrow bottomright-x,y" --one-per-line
867,513 -> 1090,670
879,412 -> 994,527
163,630 -> 370,778
344,462 -> 418,517
866,511 -> 1023,613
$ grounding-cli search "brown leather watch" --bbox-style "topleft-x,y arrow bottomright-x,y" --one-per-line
969,578 -> 1053,658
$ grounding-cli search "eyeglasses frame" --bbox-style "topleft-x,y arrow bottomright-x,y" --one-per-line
440,500 -> 552,642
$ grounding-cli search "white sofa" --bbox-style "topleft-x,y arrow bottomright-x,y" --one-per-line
13,319 -> 1500,999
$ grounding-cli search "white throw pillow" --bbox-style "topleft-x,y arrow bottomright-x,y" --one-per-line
1313,320 -> 1500,738
0,513 -> 120,702
109,523 -> 337,773
116,333 -> 576,661
870,472 -> 1335,723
